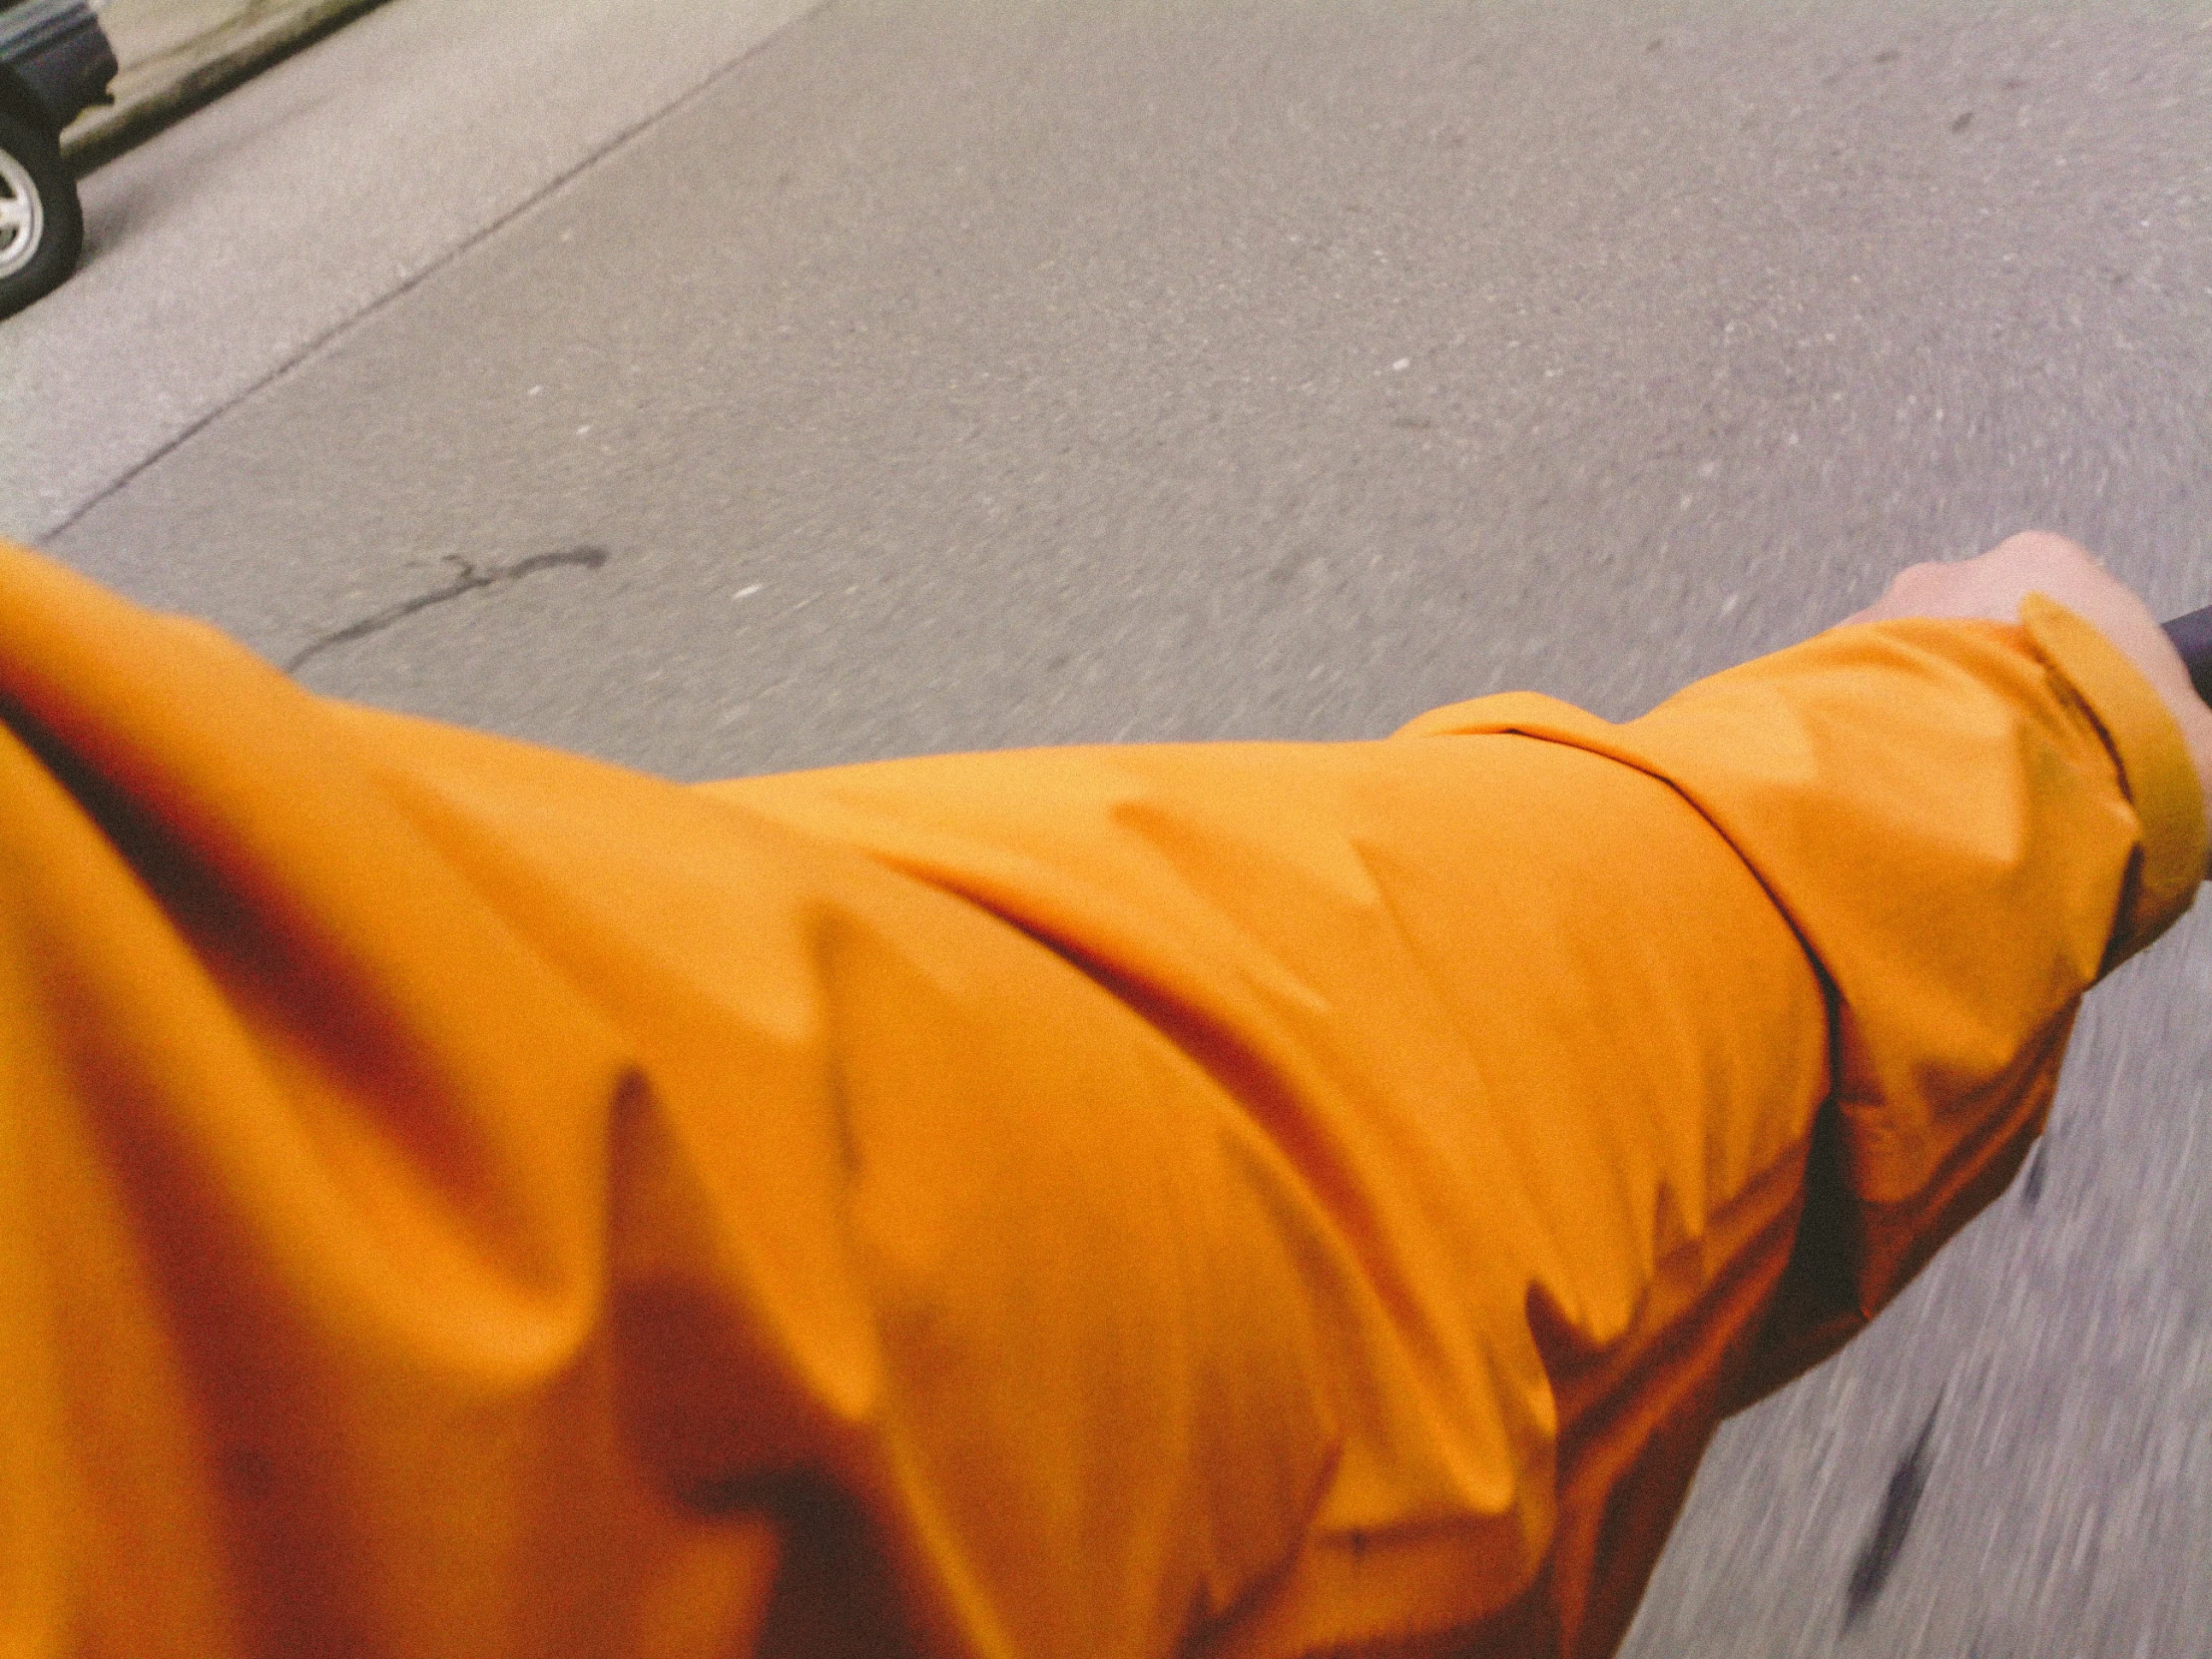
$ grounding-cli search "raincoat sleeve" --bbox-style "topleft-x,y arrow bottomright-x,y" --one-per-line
0,538 -> 2201,1659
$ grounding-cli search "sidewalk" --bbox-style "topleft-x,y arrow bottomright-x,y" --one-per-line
63,0 -> 391,168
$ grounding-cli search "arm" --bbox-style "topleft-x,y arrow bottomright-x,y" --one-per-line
712,538 -> 2204,1656
0,533 -> 2199,1659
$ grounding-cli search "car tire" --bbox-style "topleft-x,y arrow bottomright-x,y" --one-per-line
0,110 -> 84,321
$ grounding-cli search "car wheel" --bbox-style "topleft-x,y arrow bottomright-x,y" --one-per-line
0,110 -> 84,321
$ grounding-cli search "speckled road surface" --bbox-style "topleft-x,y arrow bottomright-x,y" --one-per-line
7,2 -> 2212,1653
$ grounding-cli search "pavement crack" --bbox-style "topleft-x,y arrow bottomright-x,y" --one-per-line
1843,1393 -> 1942,1632
285,544 -> 609,674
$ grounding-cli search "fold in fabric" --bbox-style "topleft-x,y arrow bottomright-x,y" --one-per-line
0,542 -> 2199,1659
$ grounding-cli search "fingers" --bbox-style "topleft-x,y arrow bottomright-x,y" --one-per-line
1851,532 -> 2212,866
1853,533 -> 2110,629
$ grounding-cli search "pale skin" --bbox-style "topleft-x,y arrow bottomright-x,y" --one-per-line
1851,531 -> 2212,879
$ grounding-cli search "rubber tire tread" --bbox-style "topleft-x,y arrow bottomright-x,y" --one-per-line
0,110 -> 84,320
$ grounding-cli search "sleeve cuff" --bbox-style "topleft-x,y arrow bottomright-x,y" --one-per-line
2019,591 -> 2208,962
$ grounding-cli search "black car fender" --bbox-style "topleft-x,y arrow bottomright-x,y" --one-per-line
0,62 -> 61,140
0,0 -> 117,135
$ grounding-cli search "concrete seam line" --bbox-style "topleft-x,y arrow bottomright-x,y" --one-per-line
42,3 -> 819,544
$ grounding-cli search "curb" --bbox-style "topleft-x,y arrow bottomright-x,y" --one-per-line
62,0 -> 393,174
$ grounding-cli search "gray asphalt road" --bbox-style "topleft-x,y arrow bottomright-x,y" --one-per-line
9,1 -> 2212,1654
0,0 -> 814,539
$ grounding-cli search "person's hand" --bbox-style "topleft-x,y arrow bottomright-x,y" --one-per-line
1850,531 -> 2212,865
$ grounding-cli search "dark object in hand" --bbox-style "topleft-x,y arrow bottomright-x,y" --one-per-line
2165,604 -> 2212,709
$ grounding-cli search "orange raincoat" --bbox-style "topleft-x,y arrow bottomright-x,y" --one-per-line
0,541 -> 2201,1659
